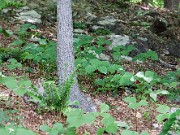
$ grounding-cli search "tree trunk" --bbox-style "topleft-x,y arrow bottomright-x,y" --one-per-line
164,0 -> 179,10
57,0 -> 96,112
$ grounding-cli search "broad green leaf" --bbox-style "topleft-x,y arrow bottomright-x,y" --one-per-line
136,72 -> 144,78
0,110 -> 9,124
97,128 -> 105,135
100,61 -> 110,67
119,72 -> 133,85
136,71 -> 153,83
123,97 -> 136,104
66,109 -> 83,117
100,113 -> 111,118
97,66 -> 107,74
100,103 -> 109,113
6,59 -> 22,70
21,52 -> 34,60
145,71 -> 154,77
82,113 -> 96,125
18,80 -> 32,88
67,115 -> 84,128
111,74 -> 121,82
40,124 -> 51,132
150,92 -> 157,101
89,59 -> 100,66
144,71 -> 154,82
8,39 -> 24,47
39,39 -> 47,45
112,52 -> 120,61
66,127 -> 76,135
0,27 -> 9,36
156,113 -> 170,123
169,82 -> 177,88
147,50 -> 158,60
138,100 -> 148,107
95,79 -> 105,86
85,65 -> 97,74
49,129 -> 59,135
105,123 -> 118,134
121,130 -> 138,135
128,103 -> 138,109
0,127 -> 8,135
115,121 -> 130,129
15,127 -> 36,135
14,88 -> 27,96
101,116 -> 115,126
108,64 -> 122,74
2,77 -> 18,90
157,105 -> 170,114
156,90 -> 169,95
53,122 -> 64,129
66,110 -> 84,128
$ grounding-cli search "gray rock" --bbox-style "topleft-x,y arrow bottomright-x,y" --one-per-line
170,107 -> 180,113
16,10 -> 41,24
138,37 -> 148,42
107,35 -> 130,50
1,8 -> 10,14
168,40 -> 180,58
74,29 -> 85,34
97,16 -> 117,26
99,53 -> 110,61
85,12 -> 97,22
20,6 -> 30,11
88,50 -> 110,61
88,15 -> 122,34
88,50 -> 99,58
91,25 -> 105,31
152,123 -> 162,130
120,56 -> 143,63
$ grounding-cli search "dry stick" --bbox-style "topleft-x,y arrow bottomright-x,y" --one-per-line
159,59 -> 177,70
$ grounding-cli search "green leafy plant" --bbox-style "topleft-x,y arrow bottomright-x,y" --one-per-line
39,77 -> 74,111
40,103 -> 127,135
133,50 -> 158,62
156,104 -> 171,123
73,22 -> 86,29
0,75 -> 32,96
74,35 -> 111,60
112,45 -> 136,61
40,123 -> 66,135
0,0 -> 24,10
16,23 -> 37,37
0,109 -> 10,126
121,130 -> 149,135
160,109 -> 180,135
123,97 -> 148,110
6,58 -> 22,71
0,124 -> 37,135
0,26 -> 10,36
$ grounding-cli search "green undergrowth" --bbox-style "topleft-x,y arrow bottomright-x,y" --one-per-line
0,22 -> 180,135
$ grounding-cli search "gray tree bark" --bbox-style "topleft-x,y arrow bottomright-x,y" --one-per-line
164,0 -> 179,10
57,0 -> 96,112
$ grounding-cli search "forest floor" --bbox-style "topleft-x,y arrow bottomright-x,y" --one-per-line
0,1 -> 180,135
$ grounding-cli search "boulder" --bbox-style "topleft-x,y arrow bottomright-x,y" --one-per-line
107,35 -> 130,50
16,9 -> 41,24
